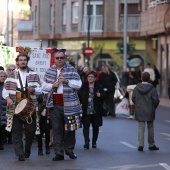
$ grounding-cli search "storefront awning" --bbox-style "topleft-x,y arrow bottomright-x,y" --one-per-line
120,0 -> 140,4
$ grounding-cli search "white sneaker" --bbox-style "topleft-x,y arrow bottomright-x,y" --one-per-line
128,115 -> 134,119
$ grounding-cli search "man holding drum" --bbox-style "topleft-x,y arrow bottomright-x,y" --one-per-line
2,51 -> 41,161
42,48 -> 82,161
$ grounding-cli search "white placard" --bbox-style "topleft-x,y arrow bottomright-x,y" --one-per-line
28,49 -> 51,81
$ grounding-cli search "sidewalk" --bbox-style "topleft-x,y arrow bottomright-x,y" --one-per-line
159,97 -> 170,108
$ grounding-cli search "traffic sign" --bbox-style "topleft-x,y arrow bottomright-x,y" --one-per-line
84,47 -> 93,57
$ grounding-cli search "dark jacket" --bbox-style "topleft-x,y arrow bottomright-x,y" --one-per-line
78,82 -> 105,127
98,71 -> 117,95
132,83 -> 159,121
168,84 -> 170,99
0,82 -> 7,126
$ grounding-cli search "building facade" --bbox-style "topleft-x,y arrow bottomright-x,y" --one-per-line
17,0 -> 169,96
140,0 -> 170,96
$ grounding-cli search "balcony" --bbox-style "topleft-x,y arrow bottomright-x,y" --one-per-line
119,14 -> 140,32
17,21 -> 33,31
82,15 -> 103,34
148,0 -> 170,8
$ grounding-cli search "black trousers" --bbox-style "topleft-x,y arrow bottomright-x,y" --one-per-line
50,105 -> 76,156
104,92 -> 115,116
0,125 -> 6,144
12,115 -> 36,156
36,116 -> 51,149
83,114 -> 99,143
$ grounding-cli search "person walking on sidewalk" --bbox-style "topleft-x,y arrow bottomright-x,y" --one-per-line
132,72 -> 160,152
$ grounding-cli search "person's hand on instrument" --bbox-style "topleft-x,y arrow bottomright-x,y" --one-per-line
6,96 -> 13,106
28,86 -> 35,93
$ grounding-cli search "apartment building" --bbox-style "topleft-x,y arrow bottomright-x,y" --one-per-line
140,0 -> 170,96
17,0 -> 157,71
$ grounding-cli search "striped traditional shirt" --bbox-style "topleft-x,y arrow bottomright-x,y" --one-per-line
43,62 -> 82,116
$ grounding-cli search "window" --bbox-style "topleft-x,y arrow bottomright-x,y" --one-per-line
62,4 -> 66,25
82,1 -> 103,32
72,2 -> 78,24
84,1 -> 103,16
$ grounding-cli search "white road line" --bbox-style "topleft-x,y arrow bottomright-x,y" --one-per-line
120,141 -> 137,148
159,163 -> 170,170
161,133 -> 170,137
165,120 -> 170,123
165,138 -> 170,140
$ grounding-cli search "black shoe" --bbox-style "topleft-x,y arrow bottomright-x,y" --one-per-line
92,142 -> 97,148
25,149 -> 31,158
38,149 -> 43,156
138,146 -> 143,151
65,152 -> 77,159
8,138 -> 13,144
46,148 -> 50,155
0,145 -> 4,150
8,141 -> 13,144
148,145 -> 159,150
49,143 -> 53,148
83,142 -> 89,149
18,155 -> 25,161
52,154 -> 64,161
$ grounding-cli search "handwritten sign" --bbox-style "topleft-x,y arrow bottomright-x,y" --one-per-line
28,49 -> 50,81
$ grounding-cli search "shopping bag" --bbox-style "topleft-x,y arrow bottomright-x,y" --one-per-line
115,98 -> 130,116
114,88 -> 124,103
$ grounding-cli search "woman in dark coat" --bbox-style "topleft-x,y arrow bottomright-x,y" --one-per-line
78,71 -> 105,149
0,70 -> 7,150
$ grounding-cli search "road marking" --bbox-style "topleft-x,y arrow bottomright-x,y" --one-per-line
159,163 -> 170,170
165,138 -> 170,140
120,141 -> 137,148
165,120 -> 170,123
161,133 -> 170,137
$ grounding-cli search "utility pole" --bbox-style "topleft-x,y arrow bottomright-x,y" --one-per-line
6,0 -> 9,46
123,0 -> 127,71
11,9 -> 13,47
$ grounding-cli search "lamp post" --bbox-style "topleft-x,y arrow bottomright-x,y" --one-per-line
123,0 -> 128,72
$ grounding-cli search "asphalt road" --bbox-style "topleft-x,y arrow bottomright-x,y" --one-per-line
0,105 -> 170,170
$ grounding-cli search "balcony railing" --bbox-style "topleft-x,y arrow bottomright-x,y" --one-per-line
119,14 -> 140,32
148,0 -> 170,8
82,15 -> 103,33
17,21 -> 33,31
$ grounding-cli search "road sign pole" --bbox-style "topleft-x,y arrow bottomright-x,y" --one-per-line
87,0 -> 91,68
